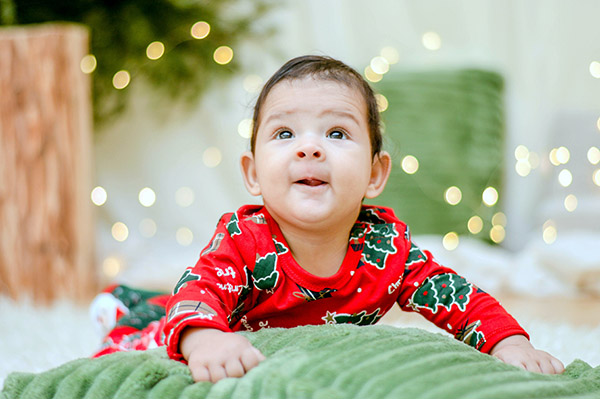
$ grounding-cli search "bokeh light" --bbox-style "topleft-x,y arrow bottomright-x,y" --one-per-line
482,187 -> 498,207
444,186 -> 462,205
364,66 -> 382,83
111,222 -> 129,242
139,218 -> 157,238
112,70 -> 130,89
422,31 -> 442,50
543,221 -> 557,244
146,41 -> 165,60
375,93 -> 388,112
80,54 -> 97,74
213,46 -> 233,65
492,212 -> 507,227
593,169 -> 600,186
102,257 -> 122,278
191,21 -> 210,39
238,118 -> 253,139
175,187 -> 195,207
203,147 -> 222,168
558,169 -> 573,187
401,155 -> 419,174
556,146 -> 570,164
442,232 -> 459,251
590,61 -> 600,78
380,47 -> 400,64
176,227 -> 194,246
370,56 -> 390,74
564,194 -> 578,212
138,187 -> 156,207
467,216 -> 483,234
243,74 -> 263,93
587,147 -> 600,165
91,186 -> 107,206
490,225 -> 506,244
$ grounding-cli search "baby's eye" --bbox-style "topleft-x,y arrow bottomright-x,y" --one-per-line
327,130 -> 347,140
276,130 -> 294,139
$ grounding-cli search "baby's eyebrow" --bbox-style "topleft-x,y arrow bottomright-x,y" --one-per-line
318,109 -> 361,126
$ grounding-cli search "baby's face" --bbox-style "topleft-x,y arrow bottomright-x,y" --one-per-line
241,77 -> 382,230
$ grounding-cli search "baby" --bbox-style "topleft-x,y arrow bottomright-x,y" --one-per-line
163,55 -> 564,382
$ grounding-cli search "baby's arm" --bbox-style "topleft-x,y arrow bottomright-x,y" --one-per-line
180,327 -> 265,383
490,335 -> 564,374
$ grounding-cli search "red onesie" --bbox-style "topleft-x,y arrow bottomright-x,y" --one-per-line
163,204 -> 528,361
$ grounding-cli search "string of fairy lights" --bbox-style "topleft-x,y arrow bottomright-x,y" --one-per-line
88,28 -> 600,277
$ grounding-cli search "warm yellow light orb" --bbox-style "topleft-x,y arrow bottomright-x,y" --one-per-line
203,147 -> 222,168
380,47 -> 400,64
176,227 -> 194,246
138,187 -> 156,207
593,169 -> 600,186
444,186 -> 462,205
102,257 -> 122,278
370,56 -> 390,75
492,212 -> 507,227
237,118 -> 253,139
80,54 -> 97,74
482,187 -> 499,207
91,186 -> 107,206
401,155 -> 419,174
564,194 -> 578,212
556,146 -> 570,164
112,70 -> 130,89
364,66 -> 382,83
422,31 -> 441,50
549,148 -> 560,166
243,74 -> 263,93
514,145 -> 529,160
175,187 -> 195,208
587,147 -> 600,165
590,61 -> 600,78
191,21 -> 210,39
111,222 -> 129,242
442,232 -> 459,251
467,216 -> 483,234
515,159 -> 531,177
490,225 -> 506,244
146,41 -> 165,60
375,94 -> 388,112
543,224 -> 557,244
213,46 -> 233,65
139,218 -> 157,238
558,169 -> 573,187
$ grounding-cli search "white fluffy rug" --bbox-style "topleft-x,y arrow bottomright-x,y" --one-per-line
1,295 -> 599,387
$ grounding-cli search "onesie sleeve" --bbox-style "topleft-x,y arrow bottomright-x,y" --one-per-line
163,212 -> 253,361
395,232 -> 528,354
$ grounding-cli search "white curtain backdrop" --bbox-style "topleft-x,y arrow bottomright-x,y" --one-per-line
93,0 -> 600,291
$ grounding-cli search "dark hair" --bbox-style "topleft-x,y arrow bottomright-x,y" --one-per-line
250,55 -> 383,158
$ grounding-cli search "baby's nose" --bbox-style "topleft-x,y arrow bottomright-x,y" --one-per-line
297,147 -> 322,158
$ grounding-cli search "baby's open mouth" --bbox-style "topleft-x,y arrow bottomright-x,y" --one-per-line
296,178 -> 326,187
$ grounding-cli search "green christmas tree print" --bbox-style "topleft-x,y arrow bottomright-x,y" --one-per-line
362,224 -> 398,269
359,208 -> 385,225
227,214 -> 241,236
273,237 -> 288,254
253,253 -> 279,291
405,242 -> 428,266
173,269 -> 201,295
409,273 -> 473,314
322,309 -> 383,326
229,266 -> 254,325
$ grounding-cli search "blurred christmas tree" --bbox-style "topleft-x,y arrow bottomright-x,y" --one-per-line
0,0 -> 274,124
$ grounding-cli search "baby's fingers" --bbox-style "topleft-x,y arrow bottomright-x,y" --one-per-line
189,364 -> 211,382
241,347 -> 266,372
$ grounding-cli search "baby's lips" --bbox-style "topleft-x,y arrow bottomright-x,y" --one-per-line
296,178 -> 326,186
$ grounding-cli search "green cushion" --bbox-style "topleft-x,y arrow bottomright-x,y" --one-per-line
369,69 -> 505,240
2,324 -> 599,399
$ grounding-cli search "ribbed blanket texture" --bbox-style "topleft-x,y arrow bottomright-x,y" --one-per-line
2,325 -> 599,399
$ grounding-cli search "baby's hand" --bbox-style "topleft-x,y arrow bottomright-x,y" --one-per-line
180,327 -> 265,383
490,335 -> 564,374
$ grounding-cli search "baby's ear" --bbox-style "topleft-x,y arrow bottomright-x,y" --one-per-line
365,151 -> 392,199
240,151 -> 262,196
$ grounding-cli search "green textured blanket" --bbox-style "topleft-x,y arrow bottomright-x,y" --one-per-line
2,325 -> 599,399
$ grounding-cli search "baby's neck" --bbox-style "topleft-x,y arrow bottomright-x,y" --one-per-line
278,223 -> 352,278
